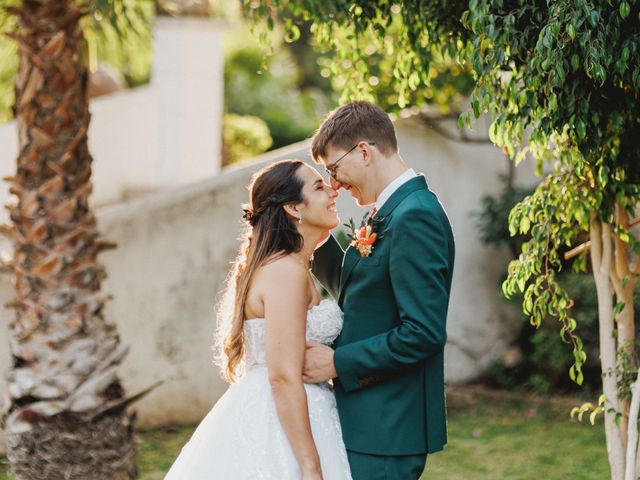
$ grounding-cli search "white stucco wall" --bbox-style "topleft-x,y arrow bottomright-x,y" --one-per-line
0,116 -> 538,432
0,16 -> 224,222
396,117 -> 532,381
150,17 -> 225,188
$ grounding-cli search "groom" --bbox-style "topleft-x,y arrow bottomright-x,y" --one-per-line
304,101 -> 455,479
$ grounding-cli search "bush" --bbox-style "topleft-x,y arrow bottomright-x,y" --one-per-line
224,39 -> 333,149
222,113 -> 273,166
475,178 -> 604,394
486,270 -> 605,394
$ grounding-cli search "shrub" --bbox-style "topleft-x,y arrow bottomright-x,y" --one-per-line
475,179 -> 603,394
224,41 -> 332,149
222,113 -> 272,166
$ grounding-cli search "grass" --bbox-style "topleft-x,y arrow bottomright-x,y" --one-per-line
0,387 -> 610,479
423,386 -> 608,479
135,425 -> 194,480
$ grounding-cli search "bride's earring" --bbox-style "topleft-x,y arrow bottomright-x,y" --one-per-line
298,214 -> 303,225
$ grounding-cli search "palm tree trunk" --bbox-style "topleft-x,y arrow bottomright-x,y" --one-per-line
2,1 -> 136,478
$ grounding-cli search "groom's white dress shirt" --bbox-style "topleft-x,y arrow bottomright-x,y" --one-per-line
375,168 -> 417,212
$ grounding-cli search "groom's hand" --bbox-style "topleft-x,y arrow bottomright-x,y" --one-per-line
303,342 -> 337,383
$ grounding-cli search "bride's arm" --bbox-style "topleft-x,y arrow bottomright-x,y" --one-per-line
262,258 -> 322,479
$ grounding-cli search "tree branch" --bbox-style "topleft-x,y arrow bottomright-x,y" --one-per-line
590,215 -> 603,270
615,205 -> 632,280
564,217 -> 640,261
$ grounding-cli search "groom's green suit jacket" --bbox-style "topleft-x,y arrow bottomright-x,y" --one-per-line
313,175 -> 455,456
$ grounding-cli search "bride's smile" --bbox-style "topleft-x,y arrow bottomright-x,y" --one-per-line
291,164 -> 340,231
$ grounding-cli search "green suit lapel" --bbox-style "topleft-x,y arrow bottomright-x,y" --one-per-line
339,245 -> 361,295
338,175 -> 429,296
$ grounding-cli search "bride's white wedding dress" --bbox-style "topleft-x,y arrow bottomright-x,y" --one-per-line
165,299 -> 353,480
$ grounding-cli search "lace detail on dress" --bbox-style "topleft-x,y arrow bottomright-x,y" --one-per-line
165,299 -> 352,480
238,299 -> 350,479
243,298 -> 343,372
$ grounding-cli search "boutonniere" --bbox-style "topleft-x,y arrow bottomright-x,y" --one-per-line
345,210 -> 387,257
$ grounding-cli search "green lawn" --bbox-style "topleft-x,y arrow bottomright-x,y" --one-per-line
0,387 -> 609,479
423,388 -> 608,479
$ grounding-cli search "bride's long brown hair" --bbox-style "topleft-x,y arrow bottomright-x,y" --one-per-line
214,160 -> 306,382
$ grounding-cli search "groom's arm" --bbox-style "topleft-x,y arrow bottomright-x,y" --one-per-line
333,207 -> 451,392
311,234 -> 344,301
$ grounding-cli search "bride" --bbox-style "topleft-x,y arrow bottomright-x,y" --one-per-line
165,160 -> 352,480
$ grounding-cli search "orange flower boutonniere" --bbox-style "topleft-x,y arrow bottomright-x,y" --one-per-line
345,210 -> 387,257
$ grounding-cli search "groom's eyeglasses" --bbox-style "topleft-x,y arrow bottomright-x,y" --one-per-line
324,142 -> 375,178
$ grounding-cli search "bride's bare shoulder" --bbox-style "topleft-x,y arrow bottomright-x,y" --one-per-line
246,254 -> 307,316
258,254 -> 306,283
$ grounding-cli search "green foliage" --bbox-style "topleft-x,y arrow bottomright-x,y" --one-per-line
503,169 -> 591,385
476,182 -> 601,394
87,0 -> 151,42
222,113 -> 272,166
465,0 -> 640,388
82,0 -> 154,87
476,175 -> 640,396
487,271 -> 606,394
467,1 -> 640,391
0,4 -> 17,124
465,0 -> 640,182
242,1 -> 475,113
474,175 -> 534,257
224,37 -> 333,149
572,394 -> 606,426
249,1 -> 640,389
0,0 -> 153,124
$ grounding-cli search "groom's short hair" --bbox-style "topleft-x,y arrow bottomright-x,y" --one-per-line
311,101 -> 398,162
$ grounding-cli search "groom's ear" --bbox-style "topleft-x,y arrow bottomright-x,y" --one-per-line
358,142 -> 374,166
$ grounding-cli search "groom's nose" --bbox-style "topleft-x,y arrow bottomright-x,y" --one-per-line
329,176 -> 342,191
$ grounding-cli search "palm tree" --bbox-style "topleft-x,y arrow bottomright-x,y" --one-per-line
1,1 -> 150,478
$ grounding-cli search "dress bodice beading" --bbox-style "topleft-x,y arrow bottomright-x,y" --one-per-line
243,299 -> 343,372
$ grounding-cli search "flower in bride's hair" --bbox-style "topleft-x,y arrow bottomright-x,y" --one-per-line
242,206 -> 255,225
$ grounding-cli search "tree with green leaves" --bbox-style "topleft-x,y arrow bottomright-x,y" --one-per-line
246,1 -> 640,478
244,2 -> 475,113
0,1 -> 150,478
